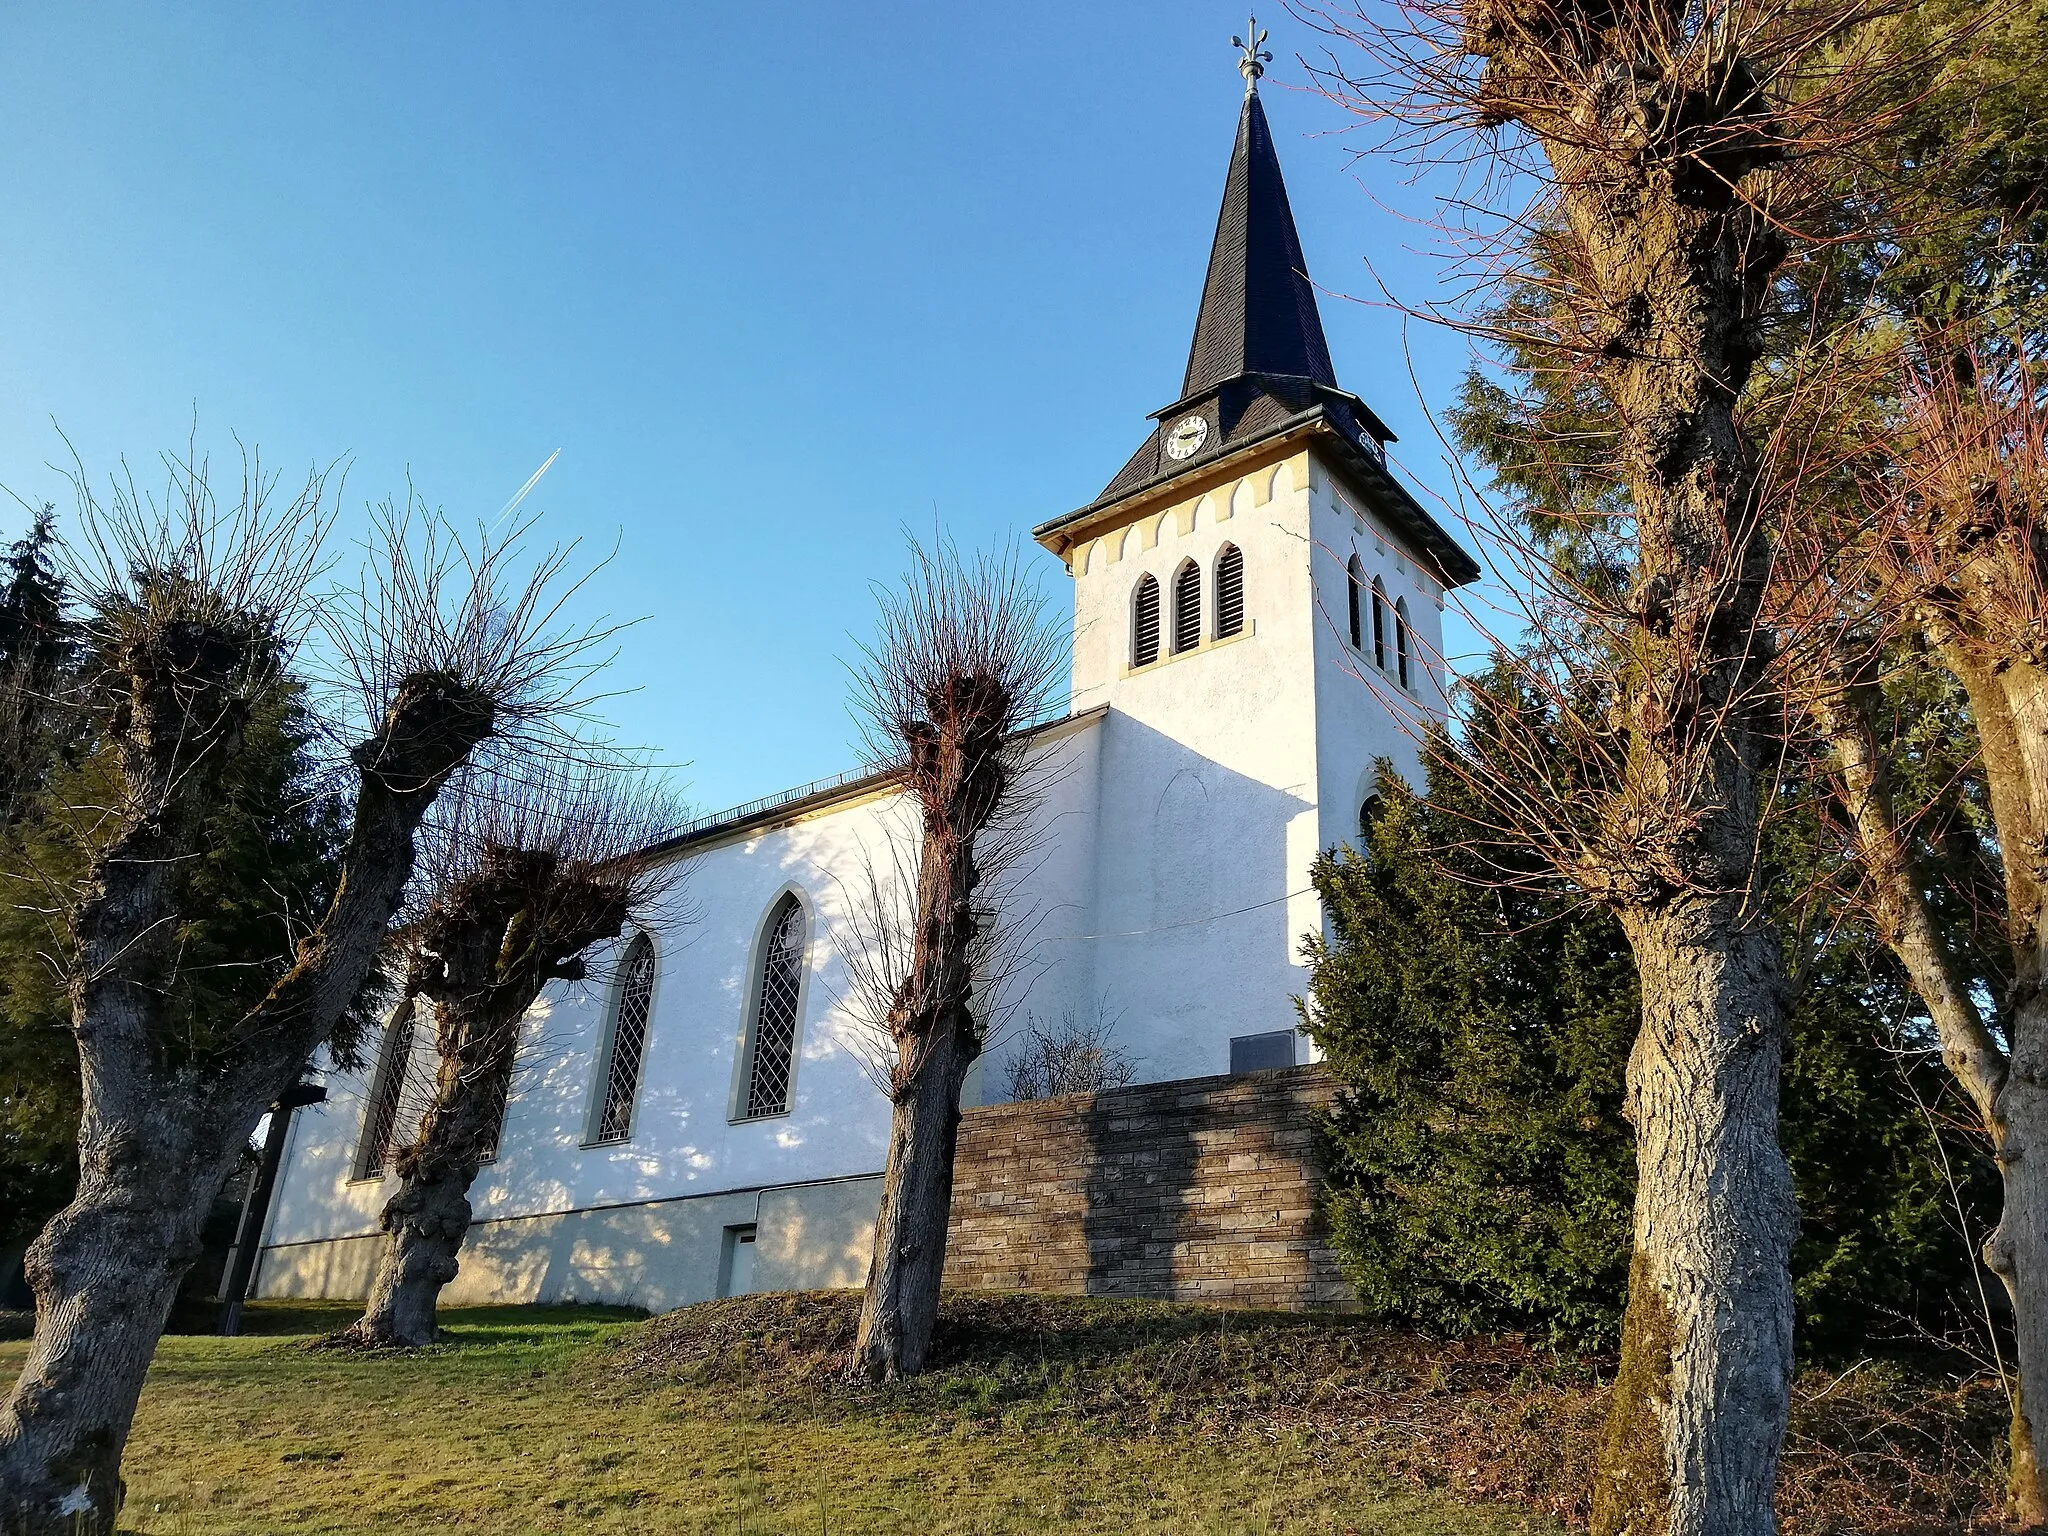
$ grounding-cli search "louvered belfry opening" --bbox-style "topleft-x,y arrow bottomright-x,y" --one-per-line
1346,556 -> 1365,649
743,894 -> 807,1119
593,933 -> 656,1144
1132,573 -> 1161,667
1372,579 -> 1388,671
1395,597 -> 1411,689
1216,544 -> 1245,638
353,1008 -> 415,1180
1171,560 -> 1202,653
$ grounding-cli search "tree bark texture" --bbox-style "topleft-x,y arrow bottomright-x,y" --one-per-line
851,691 -> 1007,1382
851,1008 -> 976,1380
1457,2 -> 1801,1520
0,665 -> 491,1535
1596,907 -> 1797,1536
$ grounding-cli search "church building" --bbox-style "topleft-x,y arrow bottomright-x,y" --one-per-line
255,59 -> 1479,1313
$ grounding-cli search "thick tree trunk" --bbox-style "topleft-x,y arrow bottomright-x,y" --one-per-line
0,1129 -> 229,1534
350,1155 -> 482,1349
345,1019 -> 512,1348
850,1013 -> 976,1380
1594,905 -> 1797,1536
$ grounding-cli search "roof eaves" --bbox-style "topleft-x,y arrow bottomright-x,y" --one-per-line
1034,411 -> 1477,587
643,706 -> 1110,862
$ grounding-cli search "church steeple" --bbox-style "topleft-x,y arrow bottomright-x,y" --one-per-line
1033,26 -> 1479,590
1180,85 -> 1337,400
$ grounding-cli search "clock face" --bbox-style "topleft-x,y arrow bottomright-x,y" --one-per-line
1164,413 -> 1209,461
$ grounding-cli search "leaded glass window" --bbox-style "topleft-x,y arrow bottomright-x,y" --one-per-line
352,1007 -> 414,1180
592,933 -> 656,1145
742,895 -> 807,1119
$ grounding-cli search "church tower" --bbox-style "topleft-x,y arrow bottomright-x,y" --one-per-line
1027,42 -> 1479,1081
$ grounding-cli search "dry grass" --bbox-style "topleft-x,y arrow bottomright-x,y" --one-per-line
618,1291 -> 2014,1535
0,1291 -> 2008,1532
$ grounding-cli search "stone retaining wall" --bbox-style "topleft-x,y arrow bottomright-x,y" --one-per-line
943,1063 -> 1354,1311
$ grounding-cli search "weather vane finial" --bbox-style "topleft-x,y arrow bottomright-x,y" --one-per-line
1233,17 -> 1272,92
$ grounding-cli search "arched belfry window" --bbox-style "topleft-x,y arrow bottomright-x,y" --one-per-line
1215,544 -> 1245,638
1371,579 -> 1389,672
1394,597 -> 1412,690
740,893 -> 808,1120
590,932 -> 656,1145
1346,556 -> 1365,650
1131,574 -> 1161,668
1171,560 -> 1202,654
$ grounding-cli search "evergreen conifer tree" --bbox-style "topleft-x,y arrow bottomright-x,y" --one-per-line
1301,728 -> 1994,1356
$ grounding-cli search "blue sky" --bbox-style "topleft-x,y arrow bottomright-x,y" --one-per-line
0,3 -> 1491,815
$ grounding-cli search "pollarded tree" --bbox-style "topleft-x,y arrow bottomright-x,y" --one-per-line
844,540 -> 1061,1382
342,764 -> 687,1348
1302,0 -> 1941,1523
0,452 -> 615,1536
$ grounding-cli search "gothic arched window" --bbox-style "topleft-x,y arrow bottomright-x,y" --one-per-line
352,1004 -> 415,1181
1171,560 -> 1202,654
1371,579 -> 1389,671
590,932 -> 656,1145
1215,544 -> 1245,638
1131,574 -> 1160,668
1346,556 -> 1365,650
1394,597 -> 1412,690
740,893 -> 808,1120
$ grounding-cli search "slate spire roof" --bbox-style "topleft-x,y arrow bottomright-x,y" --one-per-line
1181,87 -> 1337,399
1032,68 -> 1480,589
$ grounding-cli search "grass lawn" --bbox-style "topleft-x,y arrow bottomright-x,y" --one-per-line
2,1298 -> 1560,1536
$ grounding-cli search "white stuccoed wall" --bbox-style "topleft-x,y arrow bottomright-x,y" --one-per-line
1306,456 -> 1446,855
257,440 -> 1455,1308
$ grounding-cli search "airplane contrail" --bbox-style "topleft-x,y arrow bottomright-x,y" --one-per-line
493,448 -> 561,526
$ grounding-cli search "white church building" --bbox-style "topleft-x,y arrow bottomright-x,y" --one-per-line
254,70 -> 1479,1313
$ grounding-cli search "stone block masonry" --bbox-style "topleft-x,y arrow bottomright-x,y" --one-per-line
943,1063 -> 1355,1311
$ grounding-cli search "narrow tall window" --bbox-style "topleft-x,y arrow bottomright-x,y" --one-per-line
476,1052 -> 511,1165
1215,544 -> 1245,639
353,1007 -> 414,1180
1171,560 -> 1201,654
591,932 -> 656,1145
1371,580 -> 1389,671
1395,597 -> 1411,690
742,894 -> 807,1119
1358,791 -> 1384,850
1346,556 -> 1364,649
1131,574 -> 1160,668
